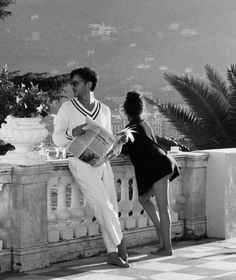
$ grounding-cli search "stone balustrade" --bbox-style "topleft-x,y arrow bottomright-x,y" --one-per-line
0,151 -> 209,273
0,165 -> 12,272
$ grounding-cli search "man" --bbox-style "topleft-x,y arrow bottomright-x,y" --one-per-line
52,67 -> 128,268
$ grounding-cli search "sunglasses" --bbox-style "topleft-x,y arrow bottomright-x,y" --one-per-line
70,80 -> 84,87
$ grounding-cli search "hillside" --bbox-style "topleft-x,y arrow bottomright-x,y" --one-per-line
1,0 -> 236,107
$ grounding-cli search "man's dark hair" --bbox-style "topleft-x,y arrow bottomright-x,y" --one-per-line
123,90 -> 144,117
70,67 -> 97,91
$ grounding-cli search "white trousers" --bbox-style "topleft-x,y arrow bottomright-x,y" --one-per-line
69,158 -> 123,253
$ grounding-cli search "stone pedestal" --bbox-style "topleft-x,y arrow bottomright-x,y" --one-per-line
0,116 -> 48,166
0,249 -> 11,272
204,148 -> 236,239
11,164 -> 52,272
0,165 -> 13,249
182,152 -> 209,238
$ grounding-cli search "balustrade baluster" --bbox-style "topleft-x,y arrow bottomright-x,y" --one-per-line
131,177 -> 148,228
81,199 -> 99,236
69,182 -> 87,238
69,182 -> 84,219
170,196 -> 179,223
54,177 -> 71,221
54,176 -> 73,240
118,176 -> 135,229
47,177 -> 60,242
47,177 -> 57,223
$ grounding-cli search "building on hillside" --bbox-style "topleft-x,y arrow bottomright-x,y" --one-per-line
111,114 -> 127,134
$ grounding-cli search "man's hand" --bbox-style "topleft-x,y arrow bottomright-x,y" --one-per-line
72,123 -> 87,137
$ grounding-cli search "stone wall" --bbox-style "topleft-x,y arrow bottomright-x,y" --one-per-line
203,148 -> 236,239
0,151 -> 209,273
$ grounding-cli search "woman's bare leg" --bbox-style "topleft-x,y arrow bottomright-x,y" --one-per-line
138,191 -> 164,249
152,174 -> 172,255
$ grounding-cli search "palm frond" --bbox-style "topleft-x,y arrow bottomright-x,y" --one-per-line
227,64 -> 236,94
205,64 -> 230,102
145,97 -> 199,125
227,65 -> 236,110
227,65 -> 236,140
159,103 -> 229,149
160,103 -> 199,124
164,72 -> 230,141
145,96 -> 231,149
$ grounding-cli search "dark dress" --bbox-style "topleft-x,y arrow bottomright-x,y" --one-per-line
122,117 -> 180,196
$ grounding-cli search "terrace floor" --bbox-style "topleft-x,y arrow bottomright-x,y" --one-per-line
2,237 -> 236,280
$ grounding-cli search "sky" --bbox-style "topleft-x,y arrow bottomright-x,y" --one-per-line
1,0 -> 236,105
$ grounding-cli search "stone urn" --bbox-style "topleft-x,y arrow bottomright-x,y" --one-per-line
0,115 -> 49,165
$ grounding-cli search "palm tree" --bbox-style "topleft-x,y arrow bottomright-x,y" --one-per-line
145,64 -> 236,150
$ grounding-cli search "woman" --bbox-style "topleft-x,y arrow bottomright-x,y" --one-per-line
121,91 -> 180,256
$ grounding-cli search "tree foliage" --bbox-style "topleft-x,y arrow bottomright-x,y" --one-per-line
0,66 -> 68,123
145,64 -> 236,150
0,0 -> 15,20
155,135 -> 191,152
9,71 -> 70,92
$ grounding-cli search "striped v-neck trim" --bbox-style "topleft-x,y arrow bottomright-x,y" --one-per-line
71,98 -> 101,120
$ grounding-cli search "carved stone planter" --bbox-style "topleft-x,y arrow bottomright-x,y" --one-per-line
0,115 -> 48,165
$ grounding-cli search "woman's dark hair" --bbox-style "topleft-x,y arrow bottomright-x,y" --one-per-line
123,91 -> 144,117
70,67 -> 97,91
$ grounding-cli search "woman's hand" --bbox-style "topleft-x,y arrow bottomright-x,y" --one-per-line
117,134 -> 129,145
72,123 -> 87,137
